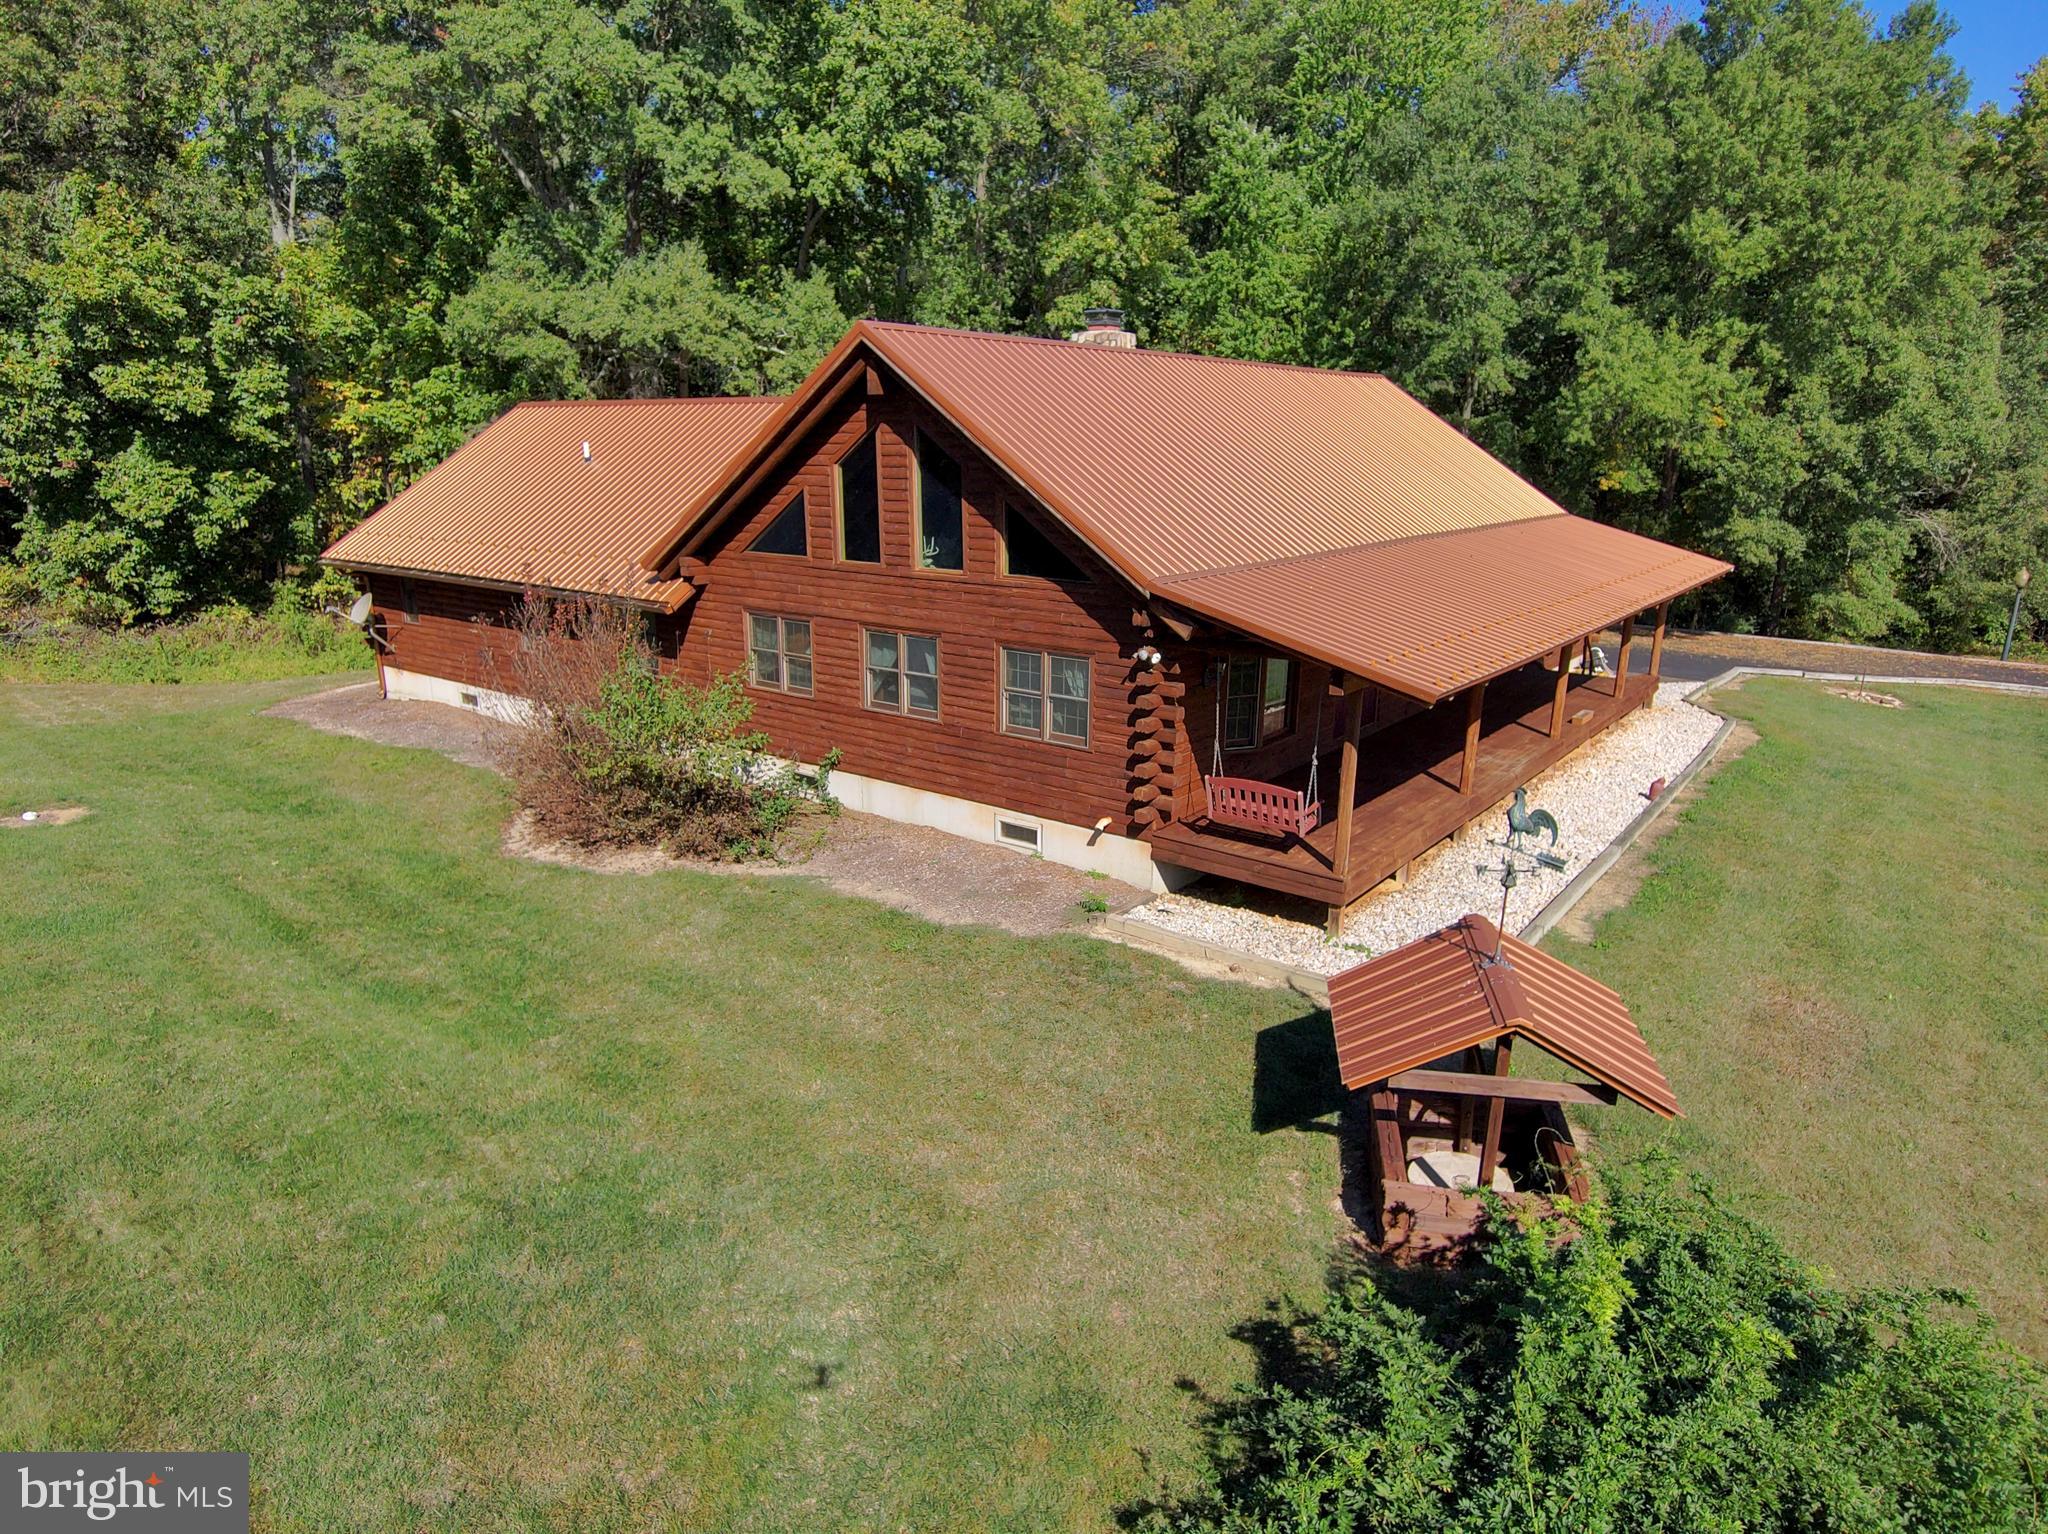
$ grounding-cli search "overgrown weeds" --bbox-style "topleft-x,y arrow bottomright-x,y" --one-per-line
0,573 -> 372,683
486,592 -> 836,859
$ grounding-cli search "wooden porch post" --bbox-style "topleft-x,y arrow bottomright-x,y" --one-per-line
1475,1034 -> 1515,1190
1648,601 -> 1670,681
1459,681 -> 1486,795
1548,645 -> 1570,737
1613,616 -> 1635,697
1325,674 -> 1368,938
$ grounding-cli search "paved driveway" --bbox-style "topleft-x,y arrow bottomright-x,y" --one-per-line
1623,631 -> 2048,688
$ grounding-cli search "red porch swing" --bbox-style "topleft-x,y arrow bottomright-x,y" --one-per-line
1202,666 -> 1326,839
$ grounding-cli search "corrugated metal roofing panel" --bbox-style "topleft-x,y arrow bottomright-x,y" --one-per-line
1159,516 -> 1732,702
863,322 -> 1565,582
1327,915 -> 1680,1118
324,396 -> 781,604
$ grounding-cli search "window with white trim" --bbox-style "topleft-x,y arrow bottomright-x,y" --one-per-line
1001,646 -> 1090,748
864,629 -> 939,718
748,614 -> 813,695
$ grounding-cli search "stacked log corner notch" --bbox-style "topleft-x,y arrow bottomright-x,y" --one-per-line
1126,658 -> 1183,831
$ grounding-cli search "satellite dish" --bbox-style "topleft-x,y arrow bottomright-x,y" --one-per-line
348,591 -> 373,626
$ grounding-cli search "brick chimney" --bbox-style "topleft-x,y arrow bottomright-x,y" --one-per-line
1069,307 -> 1137,349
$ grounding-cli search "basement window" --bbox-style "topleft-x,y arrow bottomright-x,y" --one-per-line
994,814 -> 1042,854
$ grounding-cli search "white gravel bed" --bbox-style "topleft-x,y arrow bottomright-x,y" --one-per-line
1127,683 -> 1723,976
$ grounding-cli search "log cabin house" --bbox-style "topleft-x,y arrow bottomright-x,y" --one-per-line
323,314 -> 1730,931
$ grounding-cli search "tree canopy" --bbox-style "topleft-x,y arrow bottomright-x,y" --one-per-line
0,0 -> 2042,644
1151,1161 -> 2048,1534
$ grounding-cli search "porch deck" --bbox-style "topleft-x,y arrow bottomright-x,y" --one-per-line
1145,664 -> 1659,908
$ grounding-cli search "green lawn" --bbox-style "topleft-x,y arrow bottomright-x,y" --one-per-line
0,679 -> 1340,1531
1545,678 -> 2048,1358
7,676 -> 2043,1531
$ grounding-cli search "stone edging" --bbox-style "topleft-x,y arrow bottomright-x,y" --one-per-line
1515,713 -> 1736,945
1683,666 -> 2048,701
1086,912 -> 1333,1006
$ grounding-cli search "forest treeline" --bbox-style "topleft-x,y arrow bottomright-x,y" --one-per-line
1,0 -> 2044,648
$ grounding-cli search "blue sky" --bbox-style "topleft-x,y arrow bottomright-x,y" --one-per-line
1927,0 -> 2045,109
1837,0 -> 2044,109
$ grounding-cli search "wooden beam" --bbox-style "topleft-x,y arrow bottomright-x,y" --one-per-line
1475,1036 -> 1514,1189
1147,603 -> 1200,642
1613,615 -> 1635,696
1325,675 -> 1368,937
1548,645 -> 1570,738
1648,601 -> 1669,681
1371,1088 -> 1406,1192
1388,1068 -> 1619,1108
1459,682 -> 1486,795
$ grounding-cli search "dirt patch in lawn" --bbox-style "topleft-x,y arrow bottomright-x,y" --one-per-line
277,681 -> 1149,939
264,681 -> 521,771
1,804 -> 90,828
1552,719 -> 1758,944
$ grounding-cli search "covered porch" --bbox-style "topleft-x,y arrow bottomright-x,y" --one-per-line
1144,634 -> 1664,922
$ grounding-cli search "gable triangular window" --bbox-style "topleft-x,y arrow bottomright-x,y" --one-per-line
750,493 -> 808,556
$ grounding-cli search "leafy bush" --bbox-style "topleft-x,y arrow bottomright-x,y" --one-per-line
0,577 -> 372,683
1154,1159 -> 2045,1533
493,593 -> 836,858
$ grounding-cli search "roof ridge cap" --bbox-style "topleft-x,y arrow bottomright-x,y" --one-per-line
864,320 -> 1390,381
511,395 -> 785,408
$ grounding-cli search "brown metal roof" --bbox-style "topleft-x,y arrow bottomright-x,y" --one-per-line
641,322 -> 1729,699
1327,914 -> 1680,1118
1161,517 -> 1732,702
860,323 -> 1568,579
324,396 -> 780,603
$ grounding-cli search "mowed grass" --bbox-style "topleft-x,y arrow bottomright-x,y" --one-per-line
1546,678 -> 2048,1358
0,679 -> 1341,1531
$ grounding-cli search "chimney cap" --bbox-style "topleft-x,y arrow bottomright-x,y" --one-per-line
1082,306 -> 1127,330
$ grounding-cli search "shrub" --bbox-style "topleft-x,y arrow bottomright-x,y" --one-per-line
491,592 -> 835,858
1154,1158 -> 2046,1533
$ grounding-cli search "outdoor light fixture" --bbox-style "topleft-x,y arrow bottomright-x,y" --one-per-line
2002,567 -> 2032,663
1133,645 -> 1163,667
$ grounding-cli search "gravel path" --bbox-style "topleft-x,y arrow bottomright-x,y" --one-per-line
1126,683 -> 1724,975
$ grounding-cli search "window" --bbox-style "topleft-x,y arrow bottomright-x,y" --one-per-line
865,629 -> 939,718
1223,656 -> 1294,749
915,432 -> 963,570
837,434 -> 881,563
400,578 -> 419,623
748,614 -> 813,695
1002,507 -> 1086,583
1001,646 -> 1091,747
751,493 -> 808,556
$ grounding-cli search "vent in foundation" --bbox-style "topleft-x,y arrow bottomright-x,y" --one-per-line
994,814 -> 1043,854
459,690 -> 480,709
